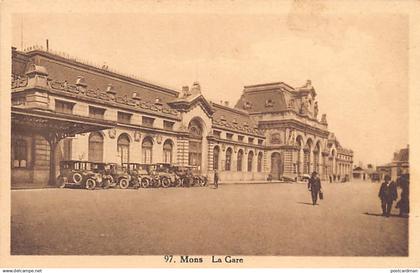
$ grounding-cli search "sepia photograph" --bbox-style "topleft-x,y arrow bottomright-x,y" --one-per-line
1,0 -> 420,269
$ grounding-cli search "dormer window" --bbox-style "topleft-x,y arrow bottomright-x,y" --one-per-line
232,118 -> 238,125
265,99 -> 274,107
243,101 -> 252,109
220,115 -> 227,122
155,98 -> 163,105
132,92 -> 141,100
243,122 -> 249,128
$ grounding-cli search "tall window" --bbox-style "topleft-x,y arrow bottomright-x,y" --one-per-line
89,106 -> 105,119
248,151 -> 254,172
225,148 -> 232,171
88,132 -> 104,162
237,149 -> 244,171
213,146 -> 220,170
257,152 -> 263,172
163,139 -> 173,163
118,112 -> 132,124
163,120 -> 174,130
142,137 -> 153,164
12,138 -> 28,168
142,116 -> 155,127
188,118 -> 203,169
55,100 -> 74,114
117,134 -> 130,165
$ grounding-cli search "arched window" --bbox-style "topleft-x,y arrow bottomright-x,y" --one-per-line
225,147 -> 232,171
142,137 -> 153,164
88,132 -> 104,162
237,149 -> 244,171
257,152 -> 263,172
117,133 -> 130,165
247,151 -> 254,172
163,139 -> 173,164
213,146 -> 220,170
188,118 -> 203,169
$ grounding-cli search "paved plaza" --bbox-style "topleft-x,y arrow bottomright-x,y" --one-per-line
11,181 -> 408,256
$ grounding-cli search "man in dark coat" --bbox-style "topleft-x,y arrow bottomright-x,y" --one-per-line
213,170 -> 219,189
308,171 -> 322,205
378,175 -> 398,217
396,172 -> 409,216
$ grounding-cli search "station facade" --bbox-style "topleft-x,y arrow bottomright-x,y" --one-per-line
11,47 -> 353,188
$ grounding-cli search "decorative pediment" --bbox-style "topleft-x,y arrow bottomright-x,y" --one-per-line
168,94 -> 214,118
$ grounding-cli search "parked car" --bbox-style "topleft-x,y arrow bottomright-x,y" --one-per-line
105,163 -> 132,189
134,163 -> 162,188
122,163 -> 150,189
58,160 -> 100,190
154,163 -> 177,188
170,165 -> 207,187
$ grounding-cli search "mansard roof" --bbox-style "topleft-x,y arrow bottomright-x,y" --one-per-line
234,81 -> 317,114
14,49 -> 181,107
235,82 -> 289,113
211,102 -> 264,137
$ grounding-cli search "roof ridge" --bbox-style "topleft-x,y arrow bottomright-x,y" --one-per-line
22,48 -> 180,97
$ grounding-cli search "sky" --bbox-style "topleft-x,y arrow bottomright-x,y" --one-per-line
11,10 -> 409,166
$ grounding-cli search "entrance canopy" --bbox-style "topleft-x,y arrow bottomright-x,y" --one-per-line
12,107 -> 116,136
11,106 -> 117,186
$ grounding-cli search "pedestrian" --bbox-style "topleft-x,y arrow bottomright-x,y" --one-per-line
213,170 -> 219,189
308,171 -> 322,205
378,175 -> 398,217
396,171 -> 409,217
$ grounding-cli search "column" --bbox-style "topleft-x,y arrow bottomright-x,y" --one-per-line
176,136 -> 189,166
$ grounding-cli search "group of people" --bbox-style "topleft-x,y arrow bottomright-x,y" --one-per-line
378,172 -> 409,217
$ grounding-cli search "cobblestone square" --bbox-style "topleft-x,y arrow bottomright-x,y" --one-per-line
11,182 -> 408,256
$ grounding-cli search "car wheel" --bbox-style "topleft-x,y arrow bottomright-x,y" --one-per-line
161,177 -> 170,188
73,172 -> 83,184
140,177 -> 150,188
175,178 -> 183,187
200,177 -> 207,187
153,178 -> 161,188
106,175 -> 115,187
102,178 -> 110,189
85,178 -> 96,190
119,178 -> 130,189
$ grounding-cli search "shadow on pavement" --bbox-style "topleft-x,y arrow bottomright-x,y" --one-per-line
297,202 -> 318,206
363,212 -> 407,218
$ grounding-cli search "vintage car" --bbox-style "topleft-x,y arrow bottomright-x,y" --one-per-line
154,163 -> 178,188
102,163 -> 132,189
58,160 -> 101,190
121,163 -> 151,189
171,165 -> 207,187
126,163 -> 161,188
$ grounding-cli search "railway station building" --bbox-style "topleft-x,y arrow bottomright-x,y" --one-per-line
11,47 -> 353,188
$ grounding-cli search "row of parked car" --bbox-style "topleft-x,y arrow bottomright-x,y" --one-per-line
58,160 -> 208,190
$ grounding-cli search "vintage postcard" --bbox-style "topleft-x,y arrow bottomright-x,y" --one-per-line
0,0 -> 419,269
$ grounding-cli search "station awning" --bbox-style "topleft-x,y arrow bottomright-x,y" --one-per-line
11,107 -> 116,136
11,106 -> 117,186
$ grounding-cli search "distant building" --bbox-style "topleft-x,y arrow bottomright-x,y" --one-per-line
11,47 -> 353,187
377,145 -> 409,181
352,165 -> 380,181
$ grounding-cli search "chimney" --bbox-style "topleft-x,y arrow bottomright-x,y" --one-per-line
224,101 -> 229,107
46,39 -> 49,51
182,85 -> 190,96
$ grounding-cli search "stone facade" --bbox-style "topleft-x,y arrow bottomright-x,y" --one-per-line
11,47 -> 353,187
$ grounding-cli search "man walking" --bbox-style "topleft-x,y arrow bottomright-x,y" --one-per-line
308,171 -> 322,205
378,175 -> 398,217
213,170 -> 219,189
